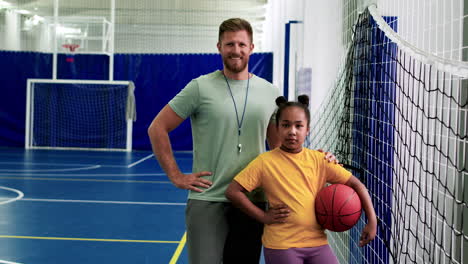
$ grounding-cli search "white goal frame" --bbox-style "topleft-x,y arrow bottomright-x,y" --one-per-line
25,78 -> 134,152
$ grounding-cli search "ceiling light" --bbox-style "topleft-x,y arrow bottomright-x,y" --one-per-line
0,1 -> 11,6
16,9 -> 31,15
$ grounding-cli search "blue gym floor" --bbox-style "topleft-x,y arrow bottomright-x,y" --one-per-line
0,147 -> 191,264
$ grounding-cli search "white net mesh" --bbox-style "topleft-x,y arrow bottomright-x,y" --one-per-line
306,2 -> 467,264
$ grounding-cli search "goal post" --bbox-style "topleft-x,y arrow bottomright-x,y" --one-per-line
25,79 -> 136,152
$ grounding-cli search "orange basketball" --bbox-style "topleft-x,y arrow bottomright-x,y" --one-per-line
315,184 -> 362,232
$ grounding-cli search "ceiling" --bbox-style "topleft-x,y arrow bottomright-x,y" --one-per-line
1,0 -> 270,52
6,0 -> 268,26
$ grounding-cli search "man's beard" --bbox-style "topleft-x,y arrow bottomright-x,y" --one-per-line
222,55 -> 249,73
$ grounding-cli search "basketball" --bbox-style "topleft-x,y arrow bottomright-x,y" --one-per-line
315,184 -> 362,232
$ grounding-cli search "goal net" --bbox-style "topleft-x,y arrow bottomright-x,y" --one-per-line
305,4 -> 467,264
25,79 -> 136,151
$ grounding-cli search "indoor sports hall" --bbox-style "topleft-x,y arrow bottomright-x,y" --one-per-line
0,0 -> 466,263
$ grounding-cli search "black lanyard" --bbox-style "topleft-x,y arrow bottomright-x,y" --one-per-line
223,74 -> 250,152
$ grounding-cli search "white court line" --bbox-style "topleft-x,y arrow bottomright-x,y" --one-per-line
0,165 -> 101,172
0,162 -> 99,166
21,198 -> 186,206
127,154 -> 154,168
0,162 -> 128,168
0,260 -> 22,264
0,177 -> 172,184
0,172 -> 191,177
0,186 -> 24,205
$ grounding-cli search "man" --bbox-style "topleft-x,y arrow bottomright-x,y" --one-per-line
148,18 -> 335,264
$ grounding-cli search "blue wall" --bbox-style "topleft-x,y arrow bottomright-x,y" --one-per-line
0,52 -> 273,150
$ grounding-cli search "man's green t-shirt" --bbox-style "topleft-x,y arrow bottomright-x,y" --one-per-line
169,70 -> 279,202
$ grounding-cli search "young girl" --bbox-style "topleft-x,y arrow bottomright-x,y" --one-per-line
225,95 -> 377,264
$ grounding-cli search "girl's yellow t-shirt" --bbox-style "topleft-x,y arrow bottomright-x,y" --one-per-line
234,148 -> 352,249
